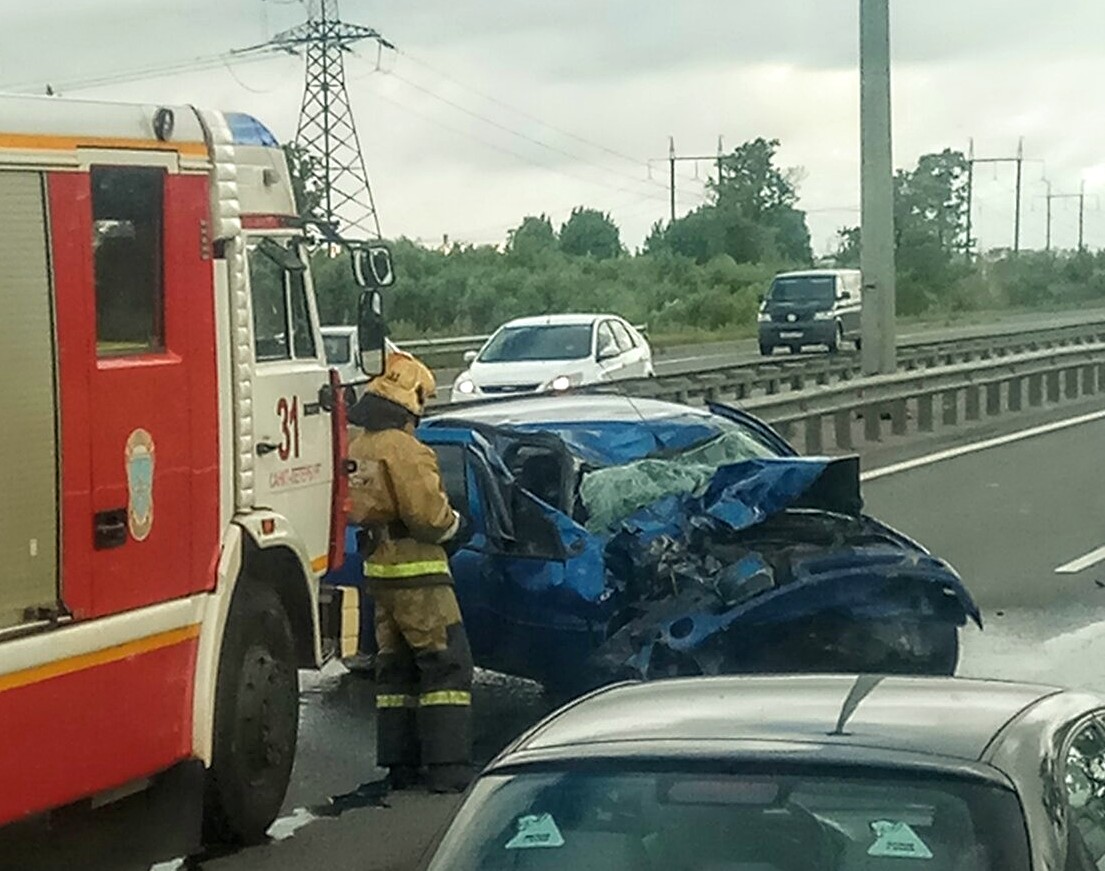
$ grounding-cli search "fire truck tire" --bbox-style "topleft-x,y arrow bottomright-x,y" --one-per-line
203,581 -> 299,845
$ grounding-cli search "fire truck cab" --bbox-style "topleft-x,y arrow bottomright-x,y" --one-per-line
0,94 -> 383,857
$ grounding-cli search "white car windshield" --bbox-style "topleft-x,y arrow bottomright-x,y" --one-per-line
478,324 -> 593,363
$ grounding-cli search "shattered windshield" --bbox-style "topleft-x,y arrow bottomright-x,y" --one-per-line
580,427 -> 775,531
427,769 -> 1030,871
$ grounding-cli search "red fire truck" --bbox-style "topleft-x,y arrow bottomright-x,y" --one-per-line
0,94 -> 385,856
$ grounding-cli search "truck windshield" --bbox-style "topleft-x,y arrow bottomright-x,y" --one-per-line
478,324 -> 593,363
769,275 -> 836,307
323,334 -> 352,365
427,767 -> 1030,871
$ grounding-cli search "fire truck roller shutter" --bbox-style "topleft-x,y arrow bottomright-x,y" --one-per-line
0,172 -> 58,631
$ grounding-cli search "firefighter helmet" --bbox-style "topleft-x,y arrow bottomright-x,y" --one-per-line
365,350 -> 437,417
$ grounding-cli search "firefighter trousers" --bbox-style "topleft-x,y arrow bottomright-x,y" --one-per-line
372,584 -> 473,769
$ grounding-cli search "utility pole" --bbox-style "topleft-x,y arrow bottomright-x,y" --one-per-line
968,138 -> 1030,257
260,0 -> 391,237
965,138 -> 974,261
1039,183 -> 1092,251
859,0 -> 896,375
1044,179 -> 1053,252
660,138 -> 728,224
1013,137 -> 1024,254
1079,181 -> 1086,250
669,136 -> 676,223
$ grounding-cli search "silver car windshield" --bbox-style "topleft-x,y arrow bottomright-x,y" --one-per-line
426,768 -> 1030,871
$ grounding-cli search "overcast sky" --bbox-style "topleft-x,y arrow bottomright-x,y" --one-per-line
3,0 -> 1104,254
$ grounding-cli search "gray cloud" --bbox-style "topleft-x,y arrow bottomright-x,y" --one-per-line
2,0 -> 1103,252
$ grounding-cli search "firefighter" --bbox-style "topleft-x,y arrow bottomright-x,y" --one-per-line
346,351 -> 473,794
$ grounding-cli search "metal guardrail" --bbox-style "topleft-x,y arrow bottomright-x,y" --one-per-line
584,342 -> 1105,455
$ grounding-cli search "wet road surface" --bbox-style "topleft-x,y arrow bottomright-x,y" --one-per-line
166,399 -> 1105,871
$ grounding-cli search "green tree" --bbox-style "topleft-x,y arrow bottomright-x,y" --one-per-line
506,214 -> 557,263
893,149 -> 971,313
559,206 -> 623,259
713,137 -> 812,264
647,137 -> 812,265
834,226 -> 861,267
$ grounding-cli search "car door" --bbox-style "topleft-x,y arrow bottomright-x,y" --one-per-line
244,236 -> 333,571
610,319 -> 647,377
419,427 -> 606,685
595,319 -> 627,381
48,161 -> 220,619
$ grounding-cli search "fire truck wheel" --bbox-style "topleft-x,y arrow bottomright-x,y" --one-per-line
203,581 -> 299,845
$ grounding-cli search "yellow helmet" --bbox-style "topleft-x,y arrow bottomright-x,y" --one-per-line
365,350 -> 437,416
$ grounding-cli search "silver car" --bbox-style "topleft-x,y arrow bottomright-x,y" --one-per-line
424,674 -> 1105,870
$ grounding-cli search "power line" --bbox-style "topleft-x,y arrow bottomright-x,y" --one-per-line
368,80 -> 695,207
382,68 -> 685,200
393,49 -> 706,190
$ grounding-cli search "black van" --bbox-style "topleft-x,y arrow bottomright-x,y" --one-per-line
757,269 -> 862,355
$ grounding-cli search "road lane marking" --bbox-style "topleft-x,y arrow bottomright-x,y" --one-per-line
861,408 -> 1105,482
1055,544 -> 1105,575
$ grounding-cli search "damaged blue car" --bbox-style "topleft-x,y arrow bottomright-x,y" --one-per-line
324,394 -> 980,696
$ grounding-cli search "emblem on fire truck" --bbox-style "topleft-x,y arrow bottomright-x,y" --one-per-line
125,428 -> 155,542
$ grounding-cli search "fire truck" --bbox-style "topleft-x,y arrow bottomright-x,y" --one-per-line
0,94 -> 387,857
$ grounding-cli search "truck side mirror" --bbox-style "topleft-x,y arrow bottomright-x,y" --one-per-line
352,244 -> 395,289
357,289 -> 387,376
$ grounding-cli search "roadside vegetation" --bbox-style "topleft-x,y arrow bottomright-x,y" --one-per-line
291,141 -> 1105,343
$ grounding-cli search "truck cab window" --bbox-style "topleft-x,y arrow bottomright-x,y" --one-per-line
289,269 -> 317,359
249,238 -> 315,362
91,166 -> 165,356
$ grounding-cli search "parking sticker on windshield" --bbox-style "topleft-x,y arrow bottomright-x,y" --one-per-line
867,820 -> 934,860
505,813 -> 565,850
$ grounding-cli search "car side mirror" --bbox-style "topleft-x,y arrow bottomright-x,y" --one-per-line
463,350 -> 478,365
357,289 -> 387,376
597,345 -> 618,361
352,243 -> 395,289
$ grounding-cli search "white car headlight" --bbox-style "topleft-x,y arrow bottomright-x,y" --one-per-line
455,378 -> 476,395
812,311 -> 835,320
542,373 -> 582,392
756,311 -> 770,323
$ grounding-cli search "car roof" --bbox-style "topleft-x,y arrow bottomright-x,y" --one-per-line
427,393 -> 720,426
500,313 -> 617,328
774,268 -> 859,279
508,675 -> 1063,765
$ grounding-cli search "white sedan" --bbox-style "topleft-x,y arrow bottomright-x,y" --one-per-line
451,314 -> 654,402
